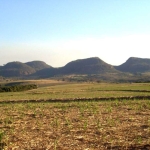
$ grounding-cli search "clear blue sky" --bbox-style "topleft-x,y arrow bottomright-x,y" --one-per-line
0,0 -> 150,67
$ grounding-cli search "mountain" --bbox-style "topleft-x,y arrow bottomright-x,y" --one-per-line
59,57 -> 118,74
1,57 -> 150,82
0,61 -> 35,77
34,57 -> 119,77
25,61 -> 51,71
0,61 -> 52,77
115,57 -> 150,73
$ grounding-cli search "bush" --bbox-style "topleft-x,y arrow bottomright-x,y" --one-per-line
0,84 -> 37,92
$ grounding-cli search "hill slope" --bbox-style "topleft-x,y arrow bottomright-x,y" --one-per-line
1,57 -> 150,81
0,61 -> 35,77
115,57 -> 150,73
34,57 -> 119,77
25,61 -> 51,71
0,61 -> 52,77
59,57 -> 118,74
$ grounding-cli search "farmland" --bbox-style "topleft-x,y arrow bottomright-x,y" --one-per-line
1,80 -> 150,102
0,80 -> 150,149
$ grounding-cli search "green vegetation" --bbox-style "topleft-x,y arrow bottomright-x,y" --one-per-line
0,84 -> 37,92
0,130 -> 6,150
1,81 -> 150,101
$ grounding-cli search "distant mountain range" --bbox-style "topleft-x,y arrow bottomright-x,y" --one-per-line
0,57 -> 150,81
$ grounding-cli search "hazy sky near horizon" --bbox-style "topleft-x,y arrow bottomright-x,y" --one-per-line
0,0 -> 150,67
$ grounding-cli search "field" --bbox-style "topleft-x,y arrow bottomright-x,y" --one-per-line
1,80 -> 150,102
0,80 -> 150,149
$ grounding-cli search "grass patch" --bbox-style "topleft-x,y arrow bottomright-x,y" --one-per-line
1,82 -> 150,101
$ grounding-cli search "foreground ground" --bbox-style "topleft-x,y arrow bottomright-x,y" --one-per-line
0,100 -> 150,150
0,80 -> 150,149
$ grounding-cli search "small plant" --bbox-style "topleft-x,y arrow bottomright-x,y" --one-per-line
83,120 -> 88,131
106,106 -> 112,113
114,99 -> 119,106
60,104 -> 67,112
0,130 -> 4,143
135,136 -> 142,144
79,106 -> 85,116
65,118 -> 72,130
4,117 -> 13,127
54,118 -> 59,128
106,118 -> 116,127
96,119 -> 101,129
0,130 -> 6,149
54,139 -> 58,150
51,118 -> 59,129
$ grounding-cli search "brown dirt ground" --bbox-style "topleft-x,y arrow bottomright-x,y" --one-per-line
0,100 -> 150,150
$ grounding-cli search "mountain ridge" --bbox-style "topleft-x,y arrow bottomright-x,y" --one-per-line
33,57 -> 119,78
0,61 -> 51,77
114,57 -> 150,73
0,57 -> 150,80
25,61 -> 51,71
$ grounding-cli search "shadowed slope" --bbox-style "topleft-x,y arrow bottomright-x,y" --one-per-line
115,57 -> 150,73
0,61 -> 36,77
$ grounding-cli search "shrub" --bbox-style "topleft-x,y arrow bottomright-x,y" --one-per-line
0,84 -> 37,92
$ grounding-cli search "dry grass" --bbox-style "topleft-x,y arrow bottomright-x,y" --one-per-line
0,100 -> 150,150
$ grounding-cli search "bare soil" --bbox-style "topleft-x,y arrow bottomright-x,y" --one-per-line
0,100 -> 150,150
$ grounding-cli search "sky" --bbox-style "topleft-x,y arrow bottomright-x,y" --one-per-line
0,0 -> 150,67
